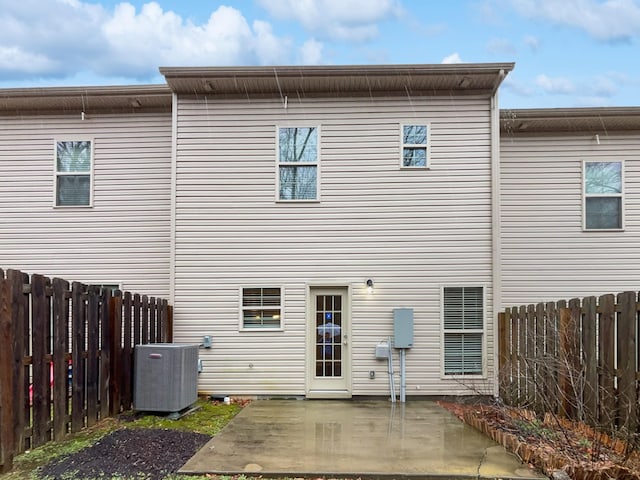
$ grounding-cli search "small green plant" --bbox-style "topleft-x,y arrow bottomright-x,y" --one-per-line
514,418 -> 558,441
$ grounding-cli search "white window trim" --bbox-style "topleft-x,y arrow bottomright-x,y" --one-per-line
275,125 -> 321,202
400,123 -> 431,169
53,138 -> 94,208
582,160 -> 625,231
238,286 -> 285,332
440,284 -> 487,379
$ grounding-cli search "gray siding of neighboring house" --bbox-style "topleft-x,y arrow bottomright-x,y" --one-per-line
500,131 -> 640,308
173,94 -> 497,397
0,112 -> 173,297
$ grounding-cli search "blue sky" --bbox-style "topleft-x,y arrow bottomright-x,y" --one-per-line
0,0 -> 639,108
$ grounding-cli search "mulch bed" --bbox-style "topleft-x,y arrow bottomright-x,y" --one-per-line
38,428 -> 211,480
439,401 -> 640,480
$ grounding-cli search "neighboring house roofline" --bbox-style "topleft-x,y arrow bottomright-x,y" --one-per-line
501,106 -> 640,134
159,63 -> 515,97
0,84 -> 172,115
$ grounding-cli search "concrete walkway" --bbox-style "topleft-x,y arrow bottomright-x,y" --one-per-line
181,399 -> 545,479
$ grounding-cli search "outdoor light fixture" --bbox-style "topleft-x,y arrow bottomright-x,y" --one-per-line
366,279 -> 374,294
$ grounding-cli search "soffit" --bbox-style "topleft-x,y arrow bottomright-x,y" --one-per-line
501,107 -> 640,134
0,85 -> 172,115
160,63 -> 515,98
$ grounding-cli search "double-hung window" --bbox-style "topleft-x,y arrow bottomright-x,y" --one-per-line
241,287 -> 282,329
278,126 -> 318,200
442,286 -> 484,376
55,140 -> 92,206
583,161 -> 623,230
401,124 -> 429,168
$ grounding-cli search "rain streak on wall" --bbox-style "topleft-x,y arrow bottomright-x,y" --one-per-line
172,94 -> 496,397
0,112 -> 173,298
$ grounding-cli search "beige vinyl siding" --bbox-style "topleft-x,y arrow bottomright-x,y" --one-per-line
500,132 -> 640,308
173,95 -> 495,397
0,112 -> 172,297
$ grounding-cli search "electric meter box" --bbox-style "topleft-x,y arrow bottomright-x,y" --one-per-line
375,341 -> 390,359
393,308 -> 414,348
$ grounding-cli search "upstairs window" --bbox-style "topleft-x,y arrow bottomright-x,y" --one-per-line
401,124 -> 429,168
442,286 -> 484,376
583,161 -> 623,230
278,127 -> 318,200
55,140 -> 92,206
241,287 -> 282,329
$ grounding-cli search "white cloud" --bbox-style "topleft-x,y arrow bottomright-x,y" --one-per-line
523,35 -> 540,52
506,0 -> 640,42
535,74 -> 575,94
441,52 -> 463,64
486,38 -> 517,55
298,39 -> 324,64
257,0 -> 403,41
502,76 -> 535,97
0,1 -> 306,82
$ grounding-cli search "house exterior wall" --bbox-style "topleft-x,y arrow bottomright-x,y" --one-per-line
500,131 -> 640,308
172,94 -> 497,397
0,112 -> 173,297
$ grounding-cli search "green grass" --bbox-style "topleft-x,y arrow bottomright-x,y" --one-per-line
0,399 -> 242,480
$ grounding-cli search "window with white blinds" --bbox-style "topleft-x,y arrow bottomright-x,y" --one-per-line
443,286 -> 484,375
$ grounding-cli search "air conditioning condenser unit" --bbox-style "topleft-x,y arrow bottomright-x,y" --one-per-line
134,343 -> 199,412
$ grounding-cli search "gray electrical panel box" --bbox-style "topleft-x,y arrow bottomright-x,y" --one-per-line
393,308 -> 414,348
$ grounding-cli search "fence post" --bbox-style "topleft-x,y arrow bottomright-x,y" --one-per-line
0,278 -> 15,473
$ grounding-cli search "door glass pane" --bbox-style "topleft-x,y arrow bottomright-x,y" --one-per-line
315,294 -> 342,377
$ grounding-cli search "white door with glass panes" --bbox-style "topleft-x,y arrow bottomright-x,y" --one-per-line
306,287 -> 351,398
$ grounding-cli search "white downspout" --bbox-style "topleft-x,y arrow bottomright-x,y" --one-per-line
490,71 -> 504,397
169,92 -> 178,309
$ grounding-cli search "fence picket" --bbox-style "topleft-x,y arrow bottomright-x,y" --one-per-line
582,296 -> 597,424
86,286 -> 100,427
617,291 -> 637,433
71,282 -> 86,433
0,278 -> 15,473
9,270 -> 29,451
52,278 -> 70,440
598,293 -> 616,430
31,275 -> 52,447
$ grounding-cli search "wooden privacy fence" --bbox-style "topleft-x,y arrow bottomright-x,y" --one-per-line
498,290 -> 638,435
0,268 -> 173,473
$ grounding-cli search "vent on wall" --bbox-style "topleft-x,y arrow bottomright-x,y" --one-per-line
133,343 -> 199,412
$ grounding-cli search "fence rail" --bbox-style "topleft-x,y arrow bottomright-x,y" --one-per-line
499,291 -> 639,435
0,268 -> 173,472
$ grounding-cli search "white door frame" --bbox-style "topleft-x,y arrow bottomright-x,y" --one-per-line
306,285 -> 352,398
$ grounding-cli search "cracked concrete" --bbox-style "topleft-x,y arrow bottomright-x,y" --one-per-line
181,399 -> 546,479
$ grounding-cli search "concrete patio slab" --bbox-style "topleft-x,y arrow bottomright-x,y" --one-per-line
181,399 -> 545,479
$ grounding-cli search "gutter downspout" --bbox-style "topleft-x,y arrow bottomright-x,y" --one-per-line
169,92 -> 178,310
491,70 -> 505,397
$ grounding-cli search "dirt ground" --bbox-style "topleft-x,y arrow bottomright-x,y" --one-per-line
37,428 -> 210,480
